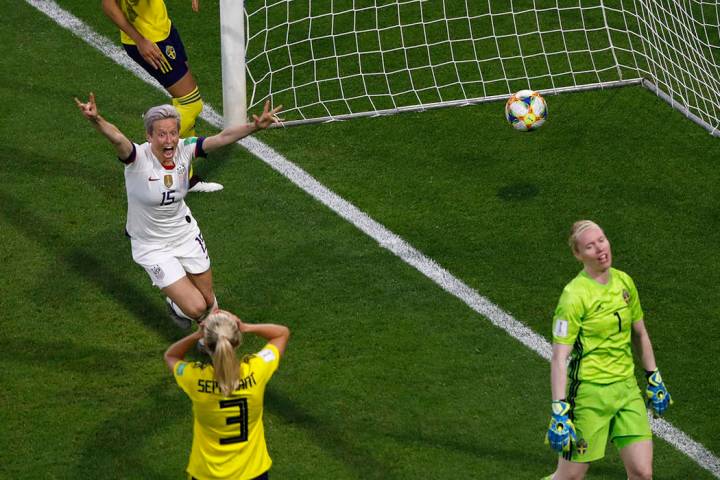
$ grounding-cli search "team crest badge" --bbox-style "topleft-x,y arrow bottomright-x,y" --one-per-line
165,45 -> 176,60
622,289 -> 630,304
576,438 -> 588,455
150,264 -> 164,280
164,175 -> 174,188
177,165 -> 186,176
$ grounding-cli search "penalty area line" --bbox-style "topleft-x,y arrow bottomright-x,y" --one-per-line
25,0 -> 720,477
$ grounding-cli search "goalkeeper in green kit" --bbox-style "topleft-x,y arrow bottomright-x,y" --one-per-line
542,220 -> 672,480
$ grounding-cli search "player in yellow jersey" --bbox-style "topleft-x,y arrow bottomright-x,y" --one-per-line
542,220 -> 672,480
102,0 -> 222,193
165,310 -> 290,480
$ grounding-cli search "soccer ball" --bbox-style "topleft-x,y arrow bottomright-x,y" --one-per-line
505,90 -> 547,131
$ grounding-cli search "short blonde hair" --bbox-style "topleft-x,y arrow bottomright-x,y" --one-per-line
204,311 -> 243,397
143,104 -> 180,135
568,220 -> 602,253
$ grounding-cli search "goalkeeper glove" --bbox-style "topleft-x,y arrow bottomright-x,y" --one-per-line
646,369 -> 672,416
545,400 -> 577,453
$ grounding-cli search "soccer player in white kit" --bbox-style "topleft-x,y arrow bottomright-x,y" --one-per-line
75,93 -> 281,326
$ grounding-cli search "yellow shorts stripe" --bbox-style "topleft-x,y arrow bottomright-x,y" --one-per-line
177,87 -> 202,105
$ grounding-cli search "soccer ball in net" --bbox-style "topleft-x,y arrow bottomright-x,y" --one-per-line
505,90 -> 547,131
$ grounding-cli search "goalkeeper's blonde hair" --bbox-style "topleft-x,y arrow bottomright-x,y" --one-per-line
568,220 -> 602,254
204,311 -> 243,397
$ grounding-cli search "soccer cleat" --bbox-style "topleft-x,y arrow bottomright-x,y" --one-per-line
189,181 -> 224,193
165,297 -> 192,330
646,370 -> 673,416
545,400 -> 577,453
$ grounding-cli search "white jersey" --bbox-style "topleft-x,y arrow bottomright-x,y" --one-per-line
123,137 -> 206,244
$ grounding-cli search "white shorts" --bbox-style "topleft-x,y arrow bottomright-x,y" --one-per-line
131,232 -> 211,289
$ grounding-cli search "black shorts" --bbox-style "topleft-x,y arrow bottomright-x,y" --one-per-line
123,24 -> 189,88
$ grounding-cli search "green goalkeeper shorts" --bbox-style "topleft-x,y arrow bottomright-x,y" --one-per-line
565,376 -> 652,463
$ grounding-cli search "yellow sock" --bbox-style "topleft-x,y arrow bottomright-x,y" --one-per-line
172,87 -> 203,138
173,88 -> 203,181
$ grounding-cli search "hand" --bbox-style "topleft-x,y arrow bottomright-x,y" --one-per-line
193,325 -> 205,339
253,100 -> 283,130
74,92 -> 99,121
646,370 -> 672,416
545,400 -> 577,453
191,0 -> 199,12
137,37 -> 172,73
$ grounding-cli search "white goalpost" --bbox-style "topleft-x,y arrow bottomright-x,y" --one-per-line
219,0 -> 247,128
219,0 -> 720,135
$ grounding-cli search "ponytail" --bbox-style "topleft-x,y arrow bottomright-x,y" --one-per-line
212,336 -> 240,396
203,312 -> 243,397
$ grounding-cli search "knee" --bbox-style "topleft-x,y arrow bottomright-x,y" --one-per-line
560,469 -> 588,480
629,467 -> 653,480
184,297 -> 210,319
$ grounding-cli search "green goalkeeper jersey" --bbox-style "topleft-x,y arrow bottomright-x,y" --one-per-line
552,268 -> 644,384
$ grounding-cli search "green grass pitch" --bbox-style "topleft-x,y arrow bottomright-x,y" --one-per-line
1,1 -> 718,479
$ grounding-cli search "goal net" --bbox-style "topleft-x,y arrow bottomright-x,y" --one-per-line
228,0 -> 720,134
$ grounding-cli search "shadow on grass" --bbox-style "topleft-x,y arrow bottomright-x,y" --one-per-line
72,377 -> 187,479
387,428 -> 548,464
384,427 -> 664,478
0,190 -> 178,341
0,337 -> 149,374
265,388 -> 394,479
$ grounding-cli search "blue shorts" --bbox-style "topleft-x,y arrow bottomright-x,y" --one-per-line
123,24 -> 189,88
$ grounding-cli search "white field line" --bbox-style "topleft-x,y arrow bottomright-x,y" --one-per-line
26,0 -> 720,476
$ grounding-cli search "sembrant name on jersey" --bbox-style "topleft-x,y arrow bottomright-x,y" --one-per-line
197,372 -> 257,394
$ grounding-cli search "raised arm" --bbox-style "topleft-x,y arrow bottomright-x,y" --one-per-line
164,329 -> 204,372
74,93 -> 134,160
241,322 -> 290,357
101,0 -> 170,72
221,309 -> 290,357
202,101 -> 283,153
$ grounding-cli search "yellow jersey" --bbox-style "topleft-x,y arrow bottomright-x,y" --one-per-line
118,0 -> 172,44
173,344 -> 280,480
